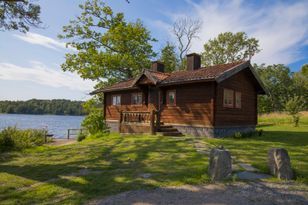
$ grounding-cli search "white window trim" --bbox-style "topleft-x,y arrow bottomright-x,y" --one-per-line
131,92 -> 143,105
112,95 -> 121,106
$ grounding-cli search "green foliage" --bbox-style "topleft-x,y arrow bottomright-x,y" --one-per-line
285,96 -> 305,127
256,64 -> 308,113
159,42 -> 179,72
202,32 -> 260,66
77,132 -> 87,142
0,0 -> 41,32
59,0 -> 156,83
81,98 -> 109,135
301,64 -> 308,77
232,130 -> 262,139
0,99 -> 86,115
0,127 -> 46,152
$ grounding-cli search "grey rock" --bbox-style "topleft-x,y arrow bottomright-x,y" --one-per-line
268,148 -> 294,180
208,148 -> 232,181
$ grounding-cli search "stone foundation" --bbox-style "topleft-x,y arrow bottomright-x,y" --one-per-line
106,120 -> 119,132
172,125 -> 256,138
107,120 -> 255,138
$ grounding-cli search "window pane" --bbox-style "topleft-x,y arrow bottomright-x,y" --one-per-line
223,89 -> 234,107
236,92 -> 241,108
112,96 -> 116,105
117,96 -> 121,105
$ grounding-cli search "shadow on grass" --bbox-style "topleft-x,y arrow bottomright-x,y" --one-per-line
0,135 -> 206,204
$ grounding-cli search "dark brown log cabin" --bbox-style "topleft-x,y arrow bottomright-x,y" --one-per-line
92,53 -> 266,138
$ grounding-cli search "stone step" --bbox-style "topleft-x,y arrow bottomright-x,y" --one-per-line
157,127 -> 178,132
158,125 -> 173,129
157,132 -> 184,137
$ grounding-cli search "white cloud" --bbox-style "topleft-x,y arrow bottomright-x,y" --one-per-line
0,61 -> 96,92
155,0 -> 308,65
14,32 -> 75,51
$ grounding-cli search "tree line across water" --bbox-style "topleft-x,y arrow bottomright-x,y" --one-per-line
0,99 -> 87,116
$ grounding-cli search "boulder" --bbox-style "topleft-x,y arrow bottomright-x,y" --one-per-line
208,148 -> 232,181
268,148 -> 294,180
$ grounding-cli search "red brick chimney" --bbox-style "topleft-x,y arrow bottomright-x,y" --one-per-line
186,53 -> 201,71
151,61 -> 165,73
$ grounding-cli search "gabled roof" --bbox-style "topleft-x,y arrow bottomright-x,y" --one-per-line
91,61 -> 266,94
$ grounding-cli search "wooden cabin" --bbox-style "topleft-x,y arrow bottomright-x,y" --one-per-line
91,53 -> 266,138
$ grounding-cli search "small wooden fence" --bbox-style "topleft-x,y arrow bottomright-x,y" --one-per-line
67,128 -> 87,139
119,110 -> 158,134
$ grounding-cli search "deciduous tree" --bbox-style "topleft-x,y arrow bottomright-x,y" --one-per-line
59,0 -> 156,83
202,32 -> 260,66
172,17 -> 201,69
159,42 -> 179,72
0,0 -> 41,32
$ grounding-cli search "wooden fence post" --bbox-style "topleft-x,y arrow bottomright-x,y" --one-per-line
150,110 -> 156,135
119,111 -> 123,133
67,129 -> 70,139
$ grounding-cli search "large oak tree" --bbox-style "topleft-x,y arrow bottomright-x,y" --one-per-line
59,0 -> 157,85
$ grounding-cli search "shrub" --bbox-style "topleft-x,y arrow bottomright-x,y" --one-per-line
233,132 -> 242,139
232,130 -> 261,139
82,98 -> 109,135
77,132 -> 87,142
285,96 -> 305,127
0,126 -> 46,152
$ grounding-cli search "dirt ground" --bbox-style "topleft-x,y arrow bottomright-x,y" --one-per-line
93,181 -> 308,205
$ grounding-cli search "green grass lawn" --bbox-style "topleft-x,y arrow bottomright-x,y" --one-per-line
0,123 -> 307,204
203,124 -> 308,184
0,134 -> 207,204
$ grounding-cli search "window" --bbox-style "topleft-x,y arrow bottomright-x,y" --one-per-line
131,92 -> 143,105
223,89 -> 234,108
112,95 -> 121,105
167,90 -> 176,106
235,92 -> 242,108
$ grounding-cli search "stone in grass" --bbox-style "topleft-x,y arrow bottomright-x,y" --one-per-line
208,148 -> 232,181
268,148 -> 294,180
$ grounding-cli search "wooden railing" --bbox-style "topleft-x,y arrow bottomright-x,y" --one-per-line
67,128 -> 87,139
119,110 -> 158,134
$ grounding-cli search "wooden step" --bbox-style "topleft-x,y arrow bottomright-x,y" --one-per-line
157,130 -> 184,136
157,127 -> 178,132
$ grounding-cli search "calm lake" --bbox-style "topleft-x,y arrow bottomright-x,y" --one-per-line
0,114 -> 84,138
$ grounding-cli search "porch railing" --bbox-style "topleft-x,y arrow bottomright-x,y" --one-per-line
119,110 -> 158,134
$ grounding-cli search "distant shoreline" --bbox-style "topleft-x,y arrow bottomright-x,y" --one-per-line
0,113 -> 86,116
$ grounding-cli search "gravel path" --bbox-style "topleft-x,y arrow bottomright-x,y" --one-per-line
93,182 -> 308,205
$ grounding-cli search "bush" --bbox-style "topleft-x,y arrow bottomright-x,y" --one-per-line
232,130 -> 262,139
77,132 -> 87,142
0,127 -> 46,152
82,98 -> 109,135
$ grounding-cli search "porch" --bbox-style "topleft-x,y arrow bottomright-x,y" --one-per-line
118,110 -> 183,136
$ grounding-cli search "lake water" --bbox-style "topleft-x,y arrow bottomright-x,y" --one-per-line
0,114 -> 84,138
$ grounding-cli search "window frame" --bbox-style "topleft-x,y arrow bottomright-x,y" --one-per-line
235,91 -> 242,109
131,92 -> 143,105
166,90 -> 176,106
112,94 -> 121,106
223,88 -> 234,108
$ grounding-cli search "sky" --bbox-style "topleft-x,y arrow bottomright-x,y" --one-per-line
0,0 -> 307,101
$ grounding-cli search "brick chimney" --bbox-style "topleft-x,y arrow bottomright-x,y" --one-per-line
186,53 -> 201,71
151,61 -> 165,72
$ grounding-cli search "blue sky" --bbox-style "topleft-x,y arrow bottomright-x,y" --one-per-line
0,0 -> 307,100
